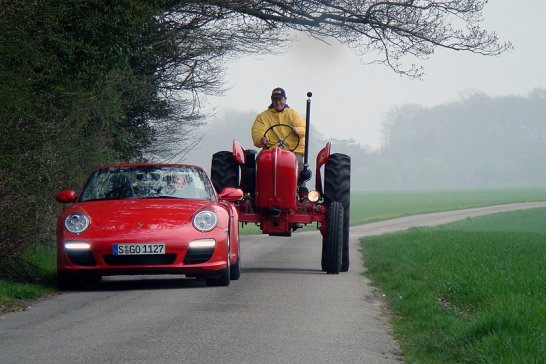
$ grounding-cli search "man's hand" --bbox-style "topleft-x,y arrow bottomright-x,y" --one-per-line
261,136 -> 268,147
291,128 -> 300,137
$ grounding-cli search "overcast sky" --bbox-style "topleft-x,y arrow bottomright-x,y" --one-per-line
206,0 -> 546,150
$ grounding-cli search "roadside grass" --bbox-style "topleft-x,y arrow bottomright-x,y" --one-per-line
361,208 -> 546,363
0,243 -> 56,312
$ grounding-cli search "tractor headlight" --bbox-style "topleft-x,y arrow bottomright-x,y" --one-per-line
307,190 -> 320,202
193,210 -> 218,232
64,212 -> 90,234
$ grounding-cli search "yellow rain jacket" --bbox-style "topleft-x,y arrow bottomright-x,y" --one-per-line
251,106 -> 306,155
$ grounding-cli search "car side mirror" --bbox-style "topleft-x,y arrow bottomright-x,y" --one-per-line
218,187 -> 244,202
55,190 -> 77,203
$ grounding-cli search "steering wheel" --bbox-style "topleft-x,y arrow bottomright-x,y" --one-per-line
263,123 -> 301,152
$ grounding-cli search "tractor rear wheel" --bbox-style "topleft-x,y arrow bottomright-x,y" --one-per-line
241,149 -> 256,198
321,201 -> 343,274
211,151 -> 239,193
324,153 -> 351,272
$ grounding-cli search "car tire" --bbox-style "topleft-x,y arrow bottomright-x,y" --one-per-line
57,271 -> 81,290
321,201 -> 343,274
230,256 -> 241,281
230,232 -> 241,280
211,151 -> 239,193
207,239 -> 231,287
324,153 -> 351,272
58,272 -> 101,290
206,267 -> 230,287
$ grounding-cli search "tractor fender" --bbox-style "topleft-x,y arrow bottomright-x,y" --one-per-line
315,142 -> 331,195
232,140 -> 245,165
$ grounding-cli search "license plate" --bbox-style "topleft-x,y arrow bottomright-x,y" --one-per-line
113,243 -> 165,255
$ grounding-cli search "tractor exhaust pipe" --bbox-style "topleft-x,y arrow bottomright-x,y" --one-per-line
300,92 -> 313,183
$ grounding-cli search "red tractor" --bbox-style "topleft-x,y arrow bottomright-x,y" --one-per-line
211,93 -> 350,274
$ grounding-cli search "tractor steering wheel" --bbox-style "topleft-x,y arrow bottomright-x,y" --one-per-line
263,123 -> 301,152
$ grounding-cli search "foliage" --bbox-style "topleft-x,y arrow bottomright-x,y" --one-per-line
0,1 -> 164,277
362,208 -> 546,363
348,91 -> 546,190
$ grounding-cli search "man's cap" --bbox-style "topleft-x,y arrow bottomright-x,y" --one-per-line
271,87 -> 286,99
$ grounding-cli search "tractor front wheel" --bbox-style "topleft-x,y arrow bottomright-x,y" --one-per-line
324,153 -> 351,272
321,201 -> 344,274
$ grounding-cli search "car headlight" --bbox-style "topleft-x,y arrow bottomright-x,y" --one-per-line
64,212 -> 90,234
64,241 -> 91,250
193,210 -> 218,232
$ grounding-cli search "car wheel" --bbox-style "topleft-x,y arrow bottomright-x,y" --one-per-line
324,153 -> 351,272
57,271 -> 81,290
321,201 -> 344,274
206,267 -> 230,287
211,151 -> 239,193
230,231 -> 241,280
230,257 -> 241,281
206,239 -> 231,287
86,274 -> 102,287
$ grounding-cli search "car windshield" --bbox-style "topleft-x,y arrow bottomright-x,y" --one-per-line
79,165 -> 216,202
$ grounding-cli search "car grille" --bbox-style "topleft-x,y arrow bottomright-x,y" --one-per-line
103,254 -> 177,266
184,248 -> 214,264
67,251 -> 97,266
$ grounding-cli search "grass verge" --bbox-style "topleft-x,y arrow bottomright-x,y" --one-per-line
361,208 -> 546,363
0,243 -> 56,313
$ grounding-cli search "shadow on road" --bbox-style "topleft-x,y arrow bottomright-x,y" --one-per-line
74,276 -> 208,292
241,267 -> 323,275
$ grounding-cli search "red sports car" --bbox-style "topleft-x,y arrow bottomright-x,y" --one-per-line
55,164 -> 243,289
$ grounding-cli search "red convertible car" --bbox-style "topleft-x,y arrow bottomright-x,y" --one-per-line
55,164 -> 243,289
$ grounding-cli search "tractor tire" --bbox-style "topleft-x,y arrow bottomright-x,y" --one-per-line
324,153 -> 351,272
211,151 -> 239,193
241,149 -> 257,197
321,201 -> 344,274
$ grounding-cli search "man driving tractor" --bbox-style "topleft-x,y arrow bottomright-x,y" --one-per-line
251,87 -> 306,174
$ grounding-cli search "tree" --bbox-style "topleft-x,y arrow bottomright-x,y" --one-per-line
161,1 -> 511,80
139,0 -> 511,158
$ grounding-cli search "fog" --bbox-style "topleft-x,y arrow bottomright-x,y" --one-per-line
187,90 -> 546,191
204,0 -> 545,151
185,0 -> 546,191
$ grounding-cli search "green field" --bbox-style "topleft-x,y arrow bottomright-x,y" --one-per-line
240,188 -> 546,235
362,208 -> 546,363
350,188 -> 546,225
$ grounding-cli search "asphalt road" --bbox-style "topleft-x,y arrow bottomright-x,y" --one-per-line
1,202 -> 545,363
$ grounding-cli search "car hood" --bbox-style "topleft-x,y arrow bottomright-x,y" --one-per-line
74,199 -> 214,231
